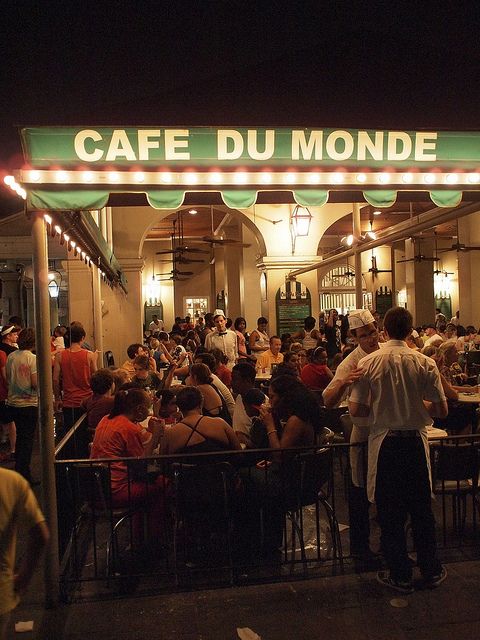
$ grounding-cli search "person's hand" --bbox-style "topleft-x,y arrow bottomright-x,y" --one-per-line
54,398 -> 63,412
148,416 -> 165,437
259,402 -> 274,426
343,366 -> 364,385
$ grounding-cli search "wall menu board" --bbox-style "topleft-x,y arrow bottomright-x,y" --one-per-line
276,280 -> 312,335
375,288 -> 393,317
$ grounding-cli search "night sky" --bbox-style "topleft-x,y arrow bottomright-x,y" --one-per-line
1,1 -> 480,209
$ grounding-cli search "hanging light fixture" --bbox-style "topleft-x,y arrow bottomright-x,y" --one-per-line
47,269 -> 62,298
290,205 -> 312,237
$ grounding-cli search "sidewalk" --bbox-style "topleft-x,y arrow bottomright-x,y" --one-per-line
10,560 -> 480,639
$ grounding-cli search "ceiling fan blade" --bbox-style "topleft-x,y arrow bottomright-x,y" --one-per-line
202,235 -> 251,247
174,270 -> 194,276
396,258 -> 413,263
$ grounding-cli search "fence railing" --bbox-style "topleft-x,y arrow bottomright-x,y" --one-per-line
54,427 -> 480,600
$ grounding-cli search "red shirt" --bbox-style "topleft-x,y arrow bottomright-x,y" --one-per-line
90,414 -> 150,493
216,363 -> 232,388
301,363 -> 332,391
81,394 -> 115,429
60,349 -> 92,407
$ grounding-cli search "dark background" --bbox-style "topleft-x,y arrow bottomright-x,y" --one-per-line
2,1 -> 480,211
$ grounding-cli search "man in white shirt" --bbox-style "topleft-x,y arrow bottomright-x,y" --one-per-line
322,308 -> 380,563
148,314 -> 164,335
204,309 -> 238,370
349,307 -> 448,594
423,324 -> 443,347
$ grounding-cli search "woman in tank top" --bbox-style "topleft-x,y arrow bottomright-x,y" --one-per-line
249,317 -> 270,353
293,316 -> 320,351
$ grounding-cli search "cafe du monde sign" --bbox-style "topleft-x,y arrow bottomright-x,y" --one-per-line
21,127 -> 480,169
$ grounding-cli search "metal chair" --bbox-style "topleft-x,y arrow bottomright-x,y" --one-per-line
285,447 -> 344,575
431,441 -> 479,542
171,461 -> 237,585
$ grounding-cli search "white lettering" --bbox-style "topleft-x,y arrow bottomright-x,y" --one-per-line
325,130 -> 354,161
291,130 -> 323,160
138,129 -> 161,161
387,132 -> 412,160
74,129 -> 104,162
106,130 -> 136,161
164,129 -> 190,160
217,129 -> 244,160
357,131 -> 383,160
415,132 -> 437,161
247,129 -> 275,160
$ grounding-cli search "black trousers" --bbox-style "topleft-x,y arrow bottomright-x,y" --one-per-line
10,405 -> 38,483
375,435 -> 442,582
348,480 -> 371,554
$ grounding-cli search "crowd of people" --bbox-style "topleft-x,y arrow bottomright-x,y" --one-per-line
2,303 -> 477,599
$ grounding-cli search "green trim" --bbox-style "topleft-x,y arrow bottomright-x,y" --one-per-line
146,190 -> 185,209
429,190 -> 463,207
363,190 -> 398,208
293,189 -> 329,207
221,190 -> 257,208
28,189 -> 110,210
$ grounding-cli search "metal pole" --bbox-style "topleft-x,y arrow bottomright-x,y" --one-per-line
31,212 -> 59,607
92,265 -> 104,364
352,204 -> 363,308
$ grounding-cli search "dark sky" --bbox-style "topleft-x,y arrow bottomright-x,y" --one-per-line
1,1 -> 480,206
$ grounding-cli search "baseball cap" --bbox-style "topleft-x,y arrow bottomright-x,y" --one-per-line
213,309 -> 226,319
348,309 -> 375,330
1,324 -> 16,337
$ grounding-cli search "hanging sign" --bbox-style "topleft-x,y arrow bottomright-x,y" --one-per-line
20,127 -> 480,169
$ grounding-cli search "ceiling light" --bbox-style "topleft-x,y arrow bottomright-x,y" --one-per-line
160,172 -> 172,183
83,171 -> 94,183
56,170 -> 68,182
134,172 -> 145,183
260,172 -> 272,184
184,171 -> 198,184
307,172 -> 321,184
188,209 -> 197,215
467,173 -> 480,184
30,170 -> 41,182
284,172 -> 296,184
378,172 -> 390,184
445,173 -> 458,184
108,172 -> 120,183
373,210 -> 382,216
402,172 -> 413,183
234,171 -> 248,184
331,172 -> 344,184
424,173 -> 436,184
210,172 -> 222,184
356,173 -> 367,183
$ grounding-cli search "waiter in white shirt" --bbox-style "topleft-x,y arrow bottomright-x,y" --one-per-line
204,309 -> 238,370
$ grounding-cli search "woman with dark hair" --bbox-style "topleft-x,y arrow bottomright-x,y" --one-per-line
270,351 -> 300,380
5,328 -> 38,484
160,386 -> 240,455
90,388 -> 166,540
189,363 -> 232,424
300,346 -> 334,391
156,389 -> 181,424
234,317 -> 249,360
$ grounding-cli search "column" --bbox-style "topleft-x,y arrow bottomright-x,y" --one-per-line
405,238 -> 435,325
92,266 -> 104,359
24,279 -> 35,327
62,259 -> 95,342
0,272 -> 22,321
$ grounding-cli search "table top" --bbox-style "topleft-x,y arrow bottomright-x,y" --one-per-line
255,372 -> 272,381
457,392 -> 480,403
426,426 -> 448,439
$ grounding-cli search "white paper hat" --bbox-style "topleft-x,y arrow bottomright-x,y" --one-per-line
348,309 -> 375,330
213,309 -> 226,319
411,329 -> 419,338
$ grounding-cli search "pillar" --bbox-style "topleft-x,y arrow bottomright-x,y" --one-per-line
63,259 -> 95,344
405,238 -> 435,325
0,272 -> 22,321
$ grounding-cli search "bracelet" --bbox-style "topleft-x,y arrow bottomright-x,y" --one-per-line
267,429 -> 277,436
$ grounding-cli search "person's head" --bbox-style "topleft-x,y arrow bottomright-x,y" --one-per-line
234,316 -> 247,332
158,331 -> 169,343
197,316 -> 205,326
231,362 -> 256,395
304,316 -> 316,331
269,335 -> 281,356
444,323 -> 457,339
90,368 -> 114,395
268,375 -> 319,425
150,338 -> 160,350
424,324 -> 436,336
311,346 -> 328,364
213,310 -> 226,333
133,354 -> 150,379
211,347 -> 228,367
383,307 -> 413,341
421,344 -> 440,361
70,322 -> 86,344
438,341 -> 459,366
17,327 -> 35,350
297,349 -> 308,367
127,343 -> 144,359
176,386 -> 203,414
257,317 -> 268,332
204,312 -> 214,328
190,362 -> 213,385
283,350 -> 299,369
193,351 -> 216,373
435,308 -> 442,315
156,389 -> 178,418
465,325 -> 477,338
110,387 -> 151,422
437,322 -> 447,334
347,309 -> 379,354
242,387 -> 266,418
289,342 -> 303,353
152,314 -> 158,322
8,315 -> 23,327
53,325 -> 67,338
1,324 -> 19,345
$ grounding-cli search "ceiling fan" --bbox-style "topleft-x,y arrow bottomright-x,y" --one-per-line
367,255 -> 392,275
156,268 -> 194,277
397,254 -> 439,263
157,256 -> 205,264
438,241 -> 480,253
201,234 -> 251,247
433,268 -> 454,276
156,246 -> 209,255
156,275 -> 189,282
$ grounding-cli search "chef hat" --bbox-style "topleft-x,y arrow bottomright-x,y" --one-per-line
213,309 -> 226,319
348,309 -> 375,330
411,329 -> 419,338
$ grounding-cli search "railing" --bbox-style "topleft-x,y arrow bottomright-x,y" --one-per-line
53,430 -> 480,601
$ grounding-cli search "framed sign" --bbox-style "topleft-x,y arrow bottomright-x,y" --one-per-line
276,280 -> 311,335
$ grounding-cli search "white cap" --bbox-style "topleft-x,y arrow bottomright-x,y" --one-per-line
213,309 -> 226,319
348,309 -> 375,330
411,329 -> 419,338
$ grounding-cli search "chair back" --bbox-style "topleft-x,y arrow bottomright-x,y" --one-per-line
290,447 -> 333,508
432,442 -> 479,487
104,350 -> 115,367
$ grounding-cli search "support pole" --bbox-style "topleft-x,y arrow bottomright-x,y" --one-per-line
31,212 -> 59,607
352,204 -> 363,308
92,265 -> 104,364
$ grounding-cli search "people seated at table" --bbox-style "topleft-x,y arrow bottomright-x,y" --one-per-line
210,347 -> 232,389
231,362 -> 265,448
455,325 -> 479,352
190,352 -> 235,417
160,386 -> 241,456
120,343 -> 155,377
188,363 -> 233,424
81,368 -> 115,431
255,336 -> 284,372
423,324 -> 444,347
155,389 -> 181,425
131,355 -> 163,392
90,388 -> 166,543
270,350 -> 300,380
249,317 -> 270,354
300,346 -> 334,391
